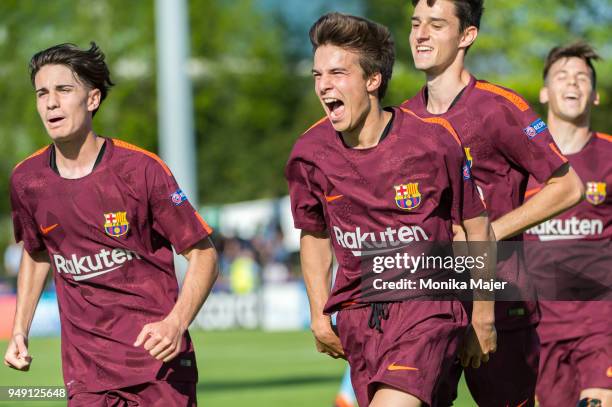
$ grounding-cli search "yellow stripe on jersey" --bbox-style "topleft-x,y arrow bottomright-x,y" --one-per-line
112,139 -> 173,176
475,82 -> 530,112
595,132 -> 612,143
13,145 -> 51,171
400,107 -> 463,146
302,116 -> 328,135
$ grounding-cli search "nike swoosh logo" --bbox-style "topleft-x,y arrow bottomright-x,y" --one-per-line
325,194 -> 344,203
607,366 -> 612,377
73,266 -> 122,281
387,363 -> 419,372
40,224 -> 59,235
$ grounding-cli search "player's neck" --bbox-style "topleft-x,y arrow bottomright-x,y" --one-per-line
54,130 -> 105,179
342,103 -> 392,149
425,62 -> 470,114
547,112 -> 592,155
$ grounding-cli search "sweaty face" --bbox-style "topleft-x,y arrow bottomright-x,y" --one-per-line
410,0 -> 464,74
312,45 -> 372,134
543,57 -> 597,123
34,64 -> 99,142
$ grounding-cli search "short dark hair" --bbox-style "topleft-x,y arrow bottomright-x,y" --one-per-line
543,41 -> 601,89
29,42 -> 114,116
411,0 -> 484,31
309,12 -> 395,100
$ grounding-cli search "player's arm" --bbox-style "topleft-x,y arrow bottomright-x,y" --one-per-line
484,98 -> 584,240
3,249 -> 50,371
457,216 -> 497,368
492,163 -> 584,240
445,132 -> 497,368
134,237 -> 218,362
300,230 -> 345,359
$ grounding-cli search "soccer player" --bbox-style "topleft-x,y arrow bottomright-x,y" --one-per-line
523,42 -> 611,407
286,13 -> 496,407
3,43 -> 218,406
401,0 -> 585,405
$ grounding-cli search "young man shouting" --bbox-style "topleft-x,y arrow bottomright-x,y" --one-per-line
3,43 -> 218,406
286,12 -> 496,407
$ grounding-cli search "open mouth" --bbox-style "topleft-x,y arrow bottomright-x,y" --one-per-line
416,45 -> 433,55
562,93 -> 581,105
323,97 -> 345,121
47,116 -> 65,126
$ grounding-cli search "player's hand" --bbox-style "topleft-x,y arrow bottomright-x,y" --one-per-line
459,322 -> 497,369
133,315 -> 185,363
311,318 -> 345,360
3,333 -> 32,371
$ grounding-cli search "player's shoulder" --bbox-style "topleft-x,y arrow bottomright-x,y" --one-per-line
11,144 -> 52,181
289,116 -> 335,160
111,138 -> 173,176
594,132 -> 612,145
397,106 -> 463,151
400,88 -> 425,111
471,78 -> 531,113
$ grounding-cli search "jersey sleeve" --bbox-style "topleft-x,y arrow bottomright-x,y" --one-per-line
145,160 -> 212,254
10,175 -> 46,254
285,157 -> 327,232
487,102 -> 568,184
446,141 -> 486,224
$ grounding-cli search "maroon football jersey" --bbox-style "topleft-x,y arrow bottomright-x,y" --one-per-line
524,132 -> 612,342
402,75 -> 568,329
402,75 -> 567,222
10,138 -> 212,396
285,107 -> 485,313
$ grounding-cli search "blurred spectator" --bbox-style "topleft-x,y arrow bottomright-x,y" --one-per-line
229,247 -> 259,295
210,222 -> 297,293
1,241 -> 22,293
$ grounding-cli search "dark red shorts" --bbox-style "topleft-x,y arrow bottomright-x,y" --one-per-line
435,326 -> 540,407
336,300 -> 467,407
68,380 -> 196,407
536,332 -> 612,407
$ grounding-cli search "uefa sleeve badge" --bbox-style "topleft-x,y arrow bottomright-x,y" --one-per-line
170,189 -> 188,206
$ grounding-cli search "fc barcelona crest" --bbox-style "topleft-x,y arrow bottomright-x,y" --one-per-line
394,183 -> 421,210
586,182 -> 606,206
104,211 -> 129,237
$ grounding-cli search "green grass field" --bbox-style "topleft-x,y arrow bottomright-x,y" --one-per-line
0,330 -> 474,406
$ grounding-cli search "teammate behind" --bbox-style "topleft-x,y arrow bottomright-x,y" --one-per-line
286,12 -> 496,407
3,43 -> 218,406
402,0 -> 585,405
524,41 -> 611,407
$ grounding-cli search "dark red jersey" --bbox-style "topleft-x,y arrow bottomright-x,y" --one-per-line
402,75 -> 567,222
402,75 -> 568,329
524,132 -> 612,342
525,132 -> 612,241
10,138 -> 212,396
285,107 -> 485,313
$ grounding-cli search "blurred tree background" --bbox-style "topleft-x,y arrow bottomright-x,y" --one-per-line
0,0 -> 610,253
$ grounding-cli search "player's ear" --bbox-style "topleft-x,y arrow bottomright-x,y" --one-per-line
366,72 -> 382,94
593,90 -> 600,106
459,26 -> 478,49
539,86 -> 549,104
87,88 -> 101,113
